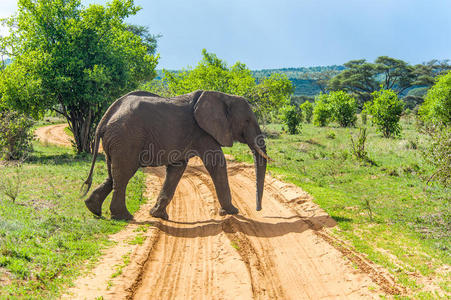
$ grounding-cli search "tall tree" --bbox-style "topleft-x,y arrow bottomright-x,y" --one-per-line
328,59 -> 379,104
375,56 -> 416,94
0,0 -> 158,153
413,59 -> 451,87
329,57 -> 418,105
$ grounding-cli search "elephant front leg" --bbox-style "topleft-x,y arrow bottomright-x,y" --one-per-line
150,162 -> 187,220
202,151 -> 238,216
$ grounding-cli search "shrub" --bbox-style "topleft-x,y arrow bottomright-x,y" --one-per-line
328,91 -> 357,127
422,126 -> 450,187
350,128 -> 376,165
367,89 -> 404,138
313,93 -> 331,127
0,162 -> 24,203
281,105 -> 302,134
419,71 -> 451,126
300,101 -> 313,123
361,110 -> 368,125
326,130 -> 336,139
0,111 -> 34,160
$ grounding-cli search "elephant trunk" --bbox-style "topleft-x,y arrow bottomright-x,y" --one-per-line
248,134 -> 268,211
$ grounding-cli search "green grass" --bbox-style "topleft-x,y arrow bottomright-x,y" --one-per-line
224,118 -> 450,296
0,141 -> 146,298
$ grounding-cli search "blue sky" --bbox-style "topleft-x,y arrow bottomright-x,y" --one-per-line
1,0 -> 450,69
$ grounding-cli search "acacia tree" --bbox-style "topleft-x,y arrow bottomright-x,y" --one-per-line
329,57 -> 417,106
0,0 -> 158,153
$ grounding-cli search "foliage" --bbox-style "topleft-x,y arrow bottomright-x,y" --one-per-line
422,126 -> 451,187
300,101 -> 313,123
413,59 -> 451,87
0,0 -> 158,153
157,49 -> 255,96
366,89 -> 404,138
291,95 -> 314,106
312,93 -> 331,127
280,105 -> 302,134
419,71 -> 451,126
0,110 -> 34,160
329,56 -> 417,105
350,127 -> 375,165
361,111 -> 367,125
327,91 -> 357,127
0,161 -> 23,203
248,73 -> 293,122
146,49 -> 293,123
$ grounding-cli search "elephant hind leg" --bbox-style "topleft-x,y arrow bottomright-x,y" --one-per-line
110,157 -> 139,221
85,156 -> 113,217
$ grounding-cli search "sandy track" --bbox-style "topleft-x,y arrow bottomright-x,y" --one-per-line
35,124 -> 401,299
35,123 -> 73,147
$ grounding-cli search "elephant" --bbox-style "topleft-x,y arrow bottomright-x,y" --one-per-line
81,90 -> 271,220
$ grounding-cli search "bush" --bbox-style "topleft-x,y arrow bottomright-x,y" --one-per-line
350,128 -> 376,165
313,93 -> 331,127
0,111 -> 34,160
326,130 -> 336,139
300,101 -> 313,123
367,89 -> 404,138
422,126 -> 450,187
419,71 -> 451,126
328,91 -> 357,127
361,111 -> 368,125
281,105 -> 302,134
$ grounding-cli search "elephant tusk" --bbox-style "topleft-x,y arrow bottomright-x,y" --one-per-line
253,145 -> 274,163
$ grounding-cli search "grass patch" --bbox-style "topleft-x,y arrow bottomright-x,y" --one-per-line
224,119 -> 450,296
128,234 -> 145,245
0,141 -> 146,298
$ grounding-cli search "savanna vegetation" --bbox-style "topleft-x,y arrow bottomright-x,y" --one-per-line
0,0 -> 449,298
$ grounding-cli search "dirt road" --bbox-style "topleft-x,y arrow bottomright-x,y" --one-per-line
35,124 -> 400,299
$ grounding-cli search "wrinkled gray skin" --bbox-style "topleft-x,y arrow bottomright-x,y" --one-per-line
82,90 -> 267,220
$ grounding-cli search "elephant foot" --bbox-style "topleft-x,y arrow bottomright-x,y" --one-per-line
111,210 -> 134,221
85,198 -> 102,217
219,205 -> 239,216
150,206 -> 169,220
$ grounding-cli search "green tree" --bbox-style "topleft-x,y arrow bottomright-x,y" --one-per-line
147,49 -> 293,123
329,57 -> 417,106
328,91 -> 357,127
413,59 -> 451,87
0,0 -> 158,153
329,59 -> 379,104
312,93 -> 331,127
248,73 -> 293,123
367,89 -> 404,138
300,101 -> 313,123
419,71 -> 451,126
281,105 -> 302,134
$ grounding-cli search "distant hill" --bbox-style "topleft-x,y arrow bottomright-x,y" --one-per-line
252,66 -> 345,96
155,65 -> 345,97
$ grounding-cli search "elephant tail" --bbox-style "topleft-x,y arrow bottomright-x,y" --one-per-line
80,127 -> 102,198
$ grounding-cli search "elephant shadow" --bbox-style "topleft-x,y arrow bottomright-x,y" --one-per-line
132,214 -> 338,239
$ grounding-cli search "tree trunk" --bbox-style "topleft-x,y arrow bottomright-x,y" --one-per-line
66,108 -> 96,154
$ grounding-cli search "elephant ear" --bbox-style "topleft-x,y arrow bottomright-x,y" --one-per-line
194,91 -> 233,147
